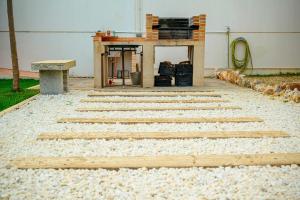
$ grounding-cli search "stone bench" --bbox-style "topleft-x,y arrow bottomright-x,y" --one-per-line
31,60 -> 76,94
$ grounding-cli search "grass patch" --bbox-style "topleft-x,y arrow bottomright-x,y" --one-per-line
0,79 -> 39,111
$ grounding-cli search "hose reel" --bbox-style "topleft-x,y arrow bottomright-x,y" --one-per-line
231,37 -> 253,73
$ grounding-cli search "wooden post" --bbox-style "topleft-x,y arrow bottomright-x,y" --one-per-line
102,48 -> 108,87
193,44 -> 204,86
142,43 -> 154,87
121,47 -> 125,86
188,46 -> 193,63
94,41 -> 104,88
7,0 -> 20,91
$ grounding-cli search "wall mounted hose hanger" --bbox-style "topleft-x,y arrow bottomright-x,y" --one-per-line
231,37 -> 253,73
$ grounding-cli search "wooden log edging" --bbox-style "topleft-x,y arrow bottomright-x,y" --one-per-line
37,131 -> 288,140
80,99 -> 229,103
57,117 -> 264,124
75,106 -> 242,112
10,153 -> 300,169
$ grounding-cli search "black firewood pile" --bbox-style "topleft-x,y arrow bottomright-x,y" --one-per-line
154,61 -> 193,87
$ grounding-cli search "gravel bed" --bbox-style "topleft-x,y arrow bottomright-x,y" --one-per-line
245,75 -> 300,86
0,79 -> 300,199
1,166 -> 300,199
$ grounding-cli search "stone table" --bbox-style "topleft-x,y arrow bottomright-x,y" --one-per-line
31,60 -> 76,94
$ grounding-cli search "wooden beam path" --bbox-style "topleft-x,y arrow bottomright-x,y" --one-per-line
57,117 -> 263,124
87,92 -> 221,97
37,131 -> 288,140
75,106 -> 242,112
11,153 -> 300,169
92,90 -> 215,93
80,99 -> 229,103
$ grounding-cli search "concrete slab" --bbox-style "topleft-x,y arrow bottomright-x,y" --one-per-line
39,70 -> 64,94
31,60 -> 76,71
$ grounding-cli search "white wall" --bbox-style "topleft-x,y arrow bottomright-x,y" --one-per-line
0,0 -> 300,76
0,0 -> 135,76
0,32 -> 93,76
143,0 -> 300,69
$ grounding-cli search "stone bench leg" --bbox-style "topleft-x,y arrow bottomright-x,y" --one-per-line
39,70 -> 64,95
63,70 -> 69,92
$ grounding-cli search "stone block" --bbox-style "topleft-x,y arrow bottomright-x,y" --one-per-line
31,59 -> 76,95
32,60 -> 76,71
63,70 -> 69,92
39,70 -> 64,95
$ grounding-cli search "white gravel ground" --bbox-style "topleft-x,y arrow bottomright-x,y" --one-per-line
0,79 -> 300,199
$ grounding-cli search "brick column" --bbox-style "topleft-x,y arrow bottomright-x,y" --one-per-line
192,14 -> 206,41
199,14 -> 206,42
192,14 -> 206,86
146,14 -> 158,41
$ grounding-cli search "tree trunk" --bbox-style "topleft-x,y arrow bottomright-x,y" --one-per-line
7,0 -> 20,91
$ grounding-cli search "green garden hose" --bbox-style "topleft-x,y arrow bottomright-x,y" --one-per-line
231,37 -> 253,72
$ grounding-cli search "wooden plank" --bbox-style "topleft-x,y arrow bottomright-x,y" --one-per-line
80,98 -> 229,103
11,153 -> 300,169
75,106 -> 242,112
87,92 -> 221,97
37,131 -> 289,140
88,91 -> 218,95
93,89 -> 215,92
57,117 -> 263,124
